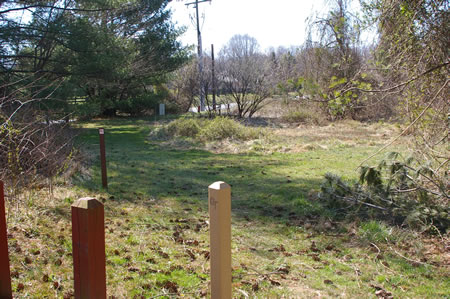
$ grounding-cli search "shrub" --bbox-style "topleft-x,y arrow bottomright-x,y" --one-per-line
116,93 -> 160,116
162,116 -> 264,142
0,121 -> 75,190
166,118 -> 201,138
72,100 -> 102,120
199,117 -> 260,141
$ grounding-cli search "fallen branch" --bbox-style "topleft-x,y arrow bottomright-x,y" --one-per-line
370,242 -> 381,259
237,267 -> 288,278
389,246 -> 436,268
337,195 -> 387,211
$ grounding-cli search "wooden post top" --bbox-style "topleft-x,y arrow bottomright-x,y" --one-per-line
71,197 -> 103,210
208,181 -> 230,190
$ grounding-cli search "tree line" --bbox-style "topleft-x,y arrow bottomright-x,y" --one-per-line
0,0 -> 188,188
173,0 -> 447,124
0,0 -> 189,118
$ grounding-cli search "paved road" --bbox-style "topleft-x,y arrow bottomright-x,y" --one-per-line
188,103 -> 237,113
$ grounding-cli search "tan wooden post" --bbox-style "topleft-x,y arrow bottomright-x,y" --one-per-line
208,181 -> 231,299
71,198 -> 106,299
0,181 -> 12,298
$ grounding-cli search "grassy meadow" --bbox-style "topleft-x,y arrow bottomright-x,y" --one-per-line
4,113 -> 449,298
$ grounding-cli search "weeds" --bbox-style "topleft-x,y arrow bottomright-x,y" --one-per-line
282,108 -> 325,125
358,221 -> 394,244
0,121 -> 76,196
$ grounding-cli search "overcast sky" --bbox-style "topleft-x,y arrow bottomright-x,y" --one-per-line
168,0 -> 324,53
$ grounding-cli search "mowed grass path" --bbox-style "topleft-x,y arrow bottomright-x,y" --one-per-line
76,118 -> 375,220
6,117 -> 448,298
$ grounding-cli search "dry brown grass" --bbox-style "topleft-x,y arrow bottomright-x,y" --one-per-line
148,115 -> 405,156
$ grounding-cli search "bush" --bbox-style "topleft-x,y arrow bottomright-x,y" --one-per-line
167,118 -> 201,137
200,117 -> 261,141
165,102 -> 181,114
199,117 -> 241,140
0,121 -> 75,190
162,116 -> 263,141
116,93 -> 160,116
72,100 -> 102,120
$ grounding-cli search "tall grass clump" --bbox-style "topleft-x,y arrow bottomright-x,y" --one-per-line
167,118 -> 200,137
199,117 -> 261,141
282,108 -> 325,125
162,116 -> 264,141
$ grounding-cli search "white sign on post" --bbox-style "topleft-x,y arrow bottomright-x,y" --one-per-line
159,104 -> 165,116
99,128 -> 104,135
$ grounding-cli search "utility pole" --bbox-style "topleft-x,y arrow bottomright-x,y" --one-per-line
185,0 -> 211,112
211,43 -> 216,111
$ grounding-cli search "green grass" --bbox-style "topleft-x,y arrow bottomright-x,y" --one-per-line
358,221 -> 394,244
5,116 -> 449,298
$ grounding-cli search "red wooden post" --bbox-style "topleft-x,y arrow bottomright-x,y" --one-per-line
99,128 -> 107,189
72,198 -> 106,299
0,181 -> 12,298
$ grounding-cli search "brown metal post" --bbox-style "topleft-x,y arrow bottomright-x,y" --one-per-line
0,181 -> 12,298
72,198 -> 106,299
208,181 -> 232,299
99,128 -> 107,189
